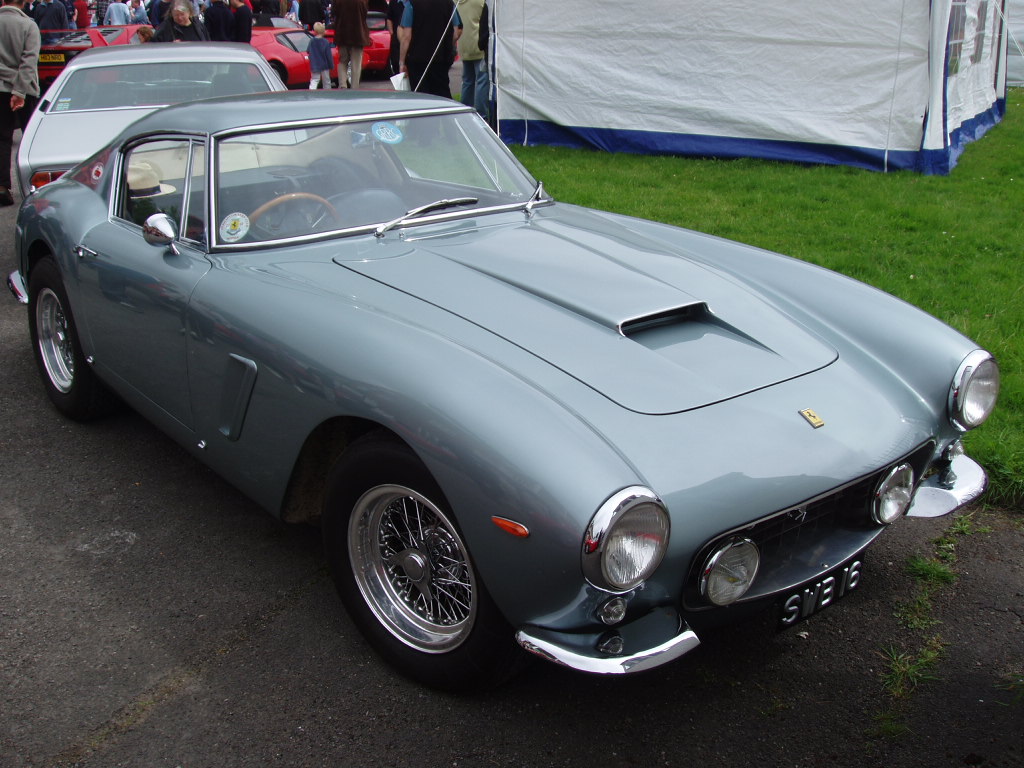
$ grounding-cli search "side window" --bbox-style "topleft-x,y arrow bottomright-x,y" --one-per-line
118,139 -> 191,231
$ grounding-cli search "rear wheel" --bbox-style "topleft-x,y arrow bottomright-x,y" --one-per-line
270,61 -> 289,86
27,258 -> 111,420
323,432 -> 525,690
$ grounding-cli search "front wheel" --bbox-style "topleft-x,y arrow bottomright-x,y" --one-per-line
323,432 -> 525,690
27,258 -> 111,420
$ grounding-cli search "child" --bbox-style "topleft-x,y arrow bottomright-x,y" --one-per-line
308,22 -> 333,90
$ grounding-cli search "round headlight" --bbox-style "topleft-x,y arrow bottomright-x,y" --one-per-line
700,538 -> 759,606
949,351 -> 999,431
583,487 -> 669,593
873,463 -> 915,524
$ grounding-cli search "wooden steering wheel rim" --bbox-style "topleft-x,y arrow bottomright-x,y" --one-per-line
250,192 -> 339,224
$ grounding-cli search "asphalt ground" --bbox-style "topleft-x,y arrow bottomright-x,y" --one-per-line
1,128 -> 1022,767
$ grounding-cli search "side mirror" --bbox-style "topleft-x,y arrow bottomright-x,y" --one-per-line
142,212 -> 180,254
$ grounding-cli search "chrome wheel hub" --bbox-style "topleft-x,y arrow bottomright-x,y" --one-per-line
349,485 -> 477,653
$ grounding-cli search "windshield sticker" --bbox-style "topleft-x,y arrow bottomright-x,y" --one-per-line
54,98 -> 71,112
219,212 -> 250,243
371,122 -> 404,145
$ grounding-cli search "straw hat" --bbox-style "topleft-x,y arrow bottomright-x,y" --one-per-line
127,164 -> 176,198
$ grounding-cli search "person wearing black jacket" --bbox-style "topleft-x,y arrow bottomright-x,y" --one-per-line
151,0 -> 210,41
397,0 -> 455,99
204,0 -> 233,41
229,0 -> 252,43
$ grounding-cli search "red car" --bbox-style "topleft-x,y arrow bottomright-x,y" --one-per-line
250,26 -> 341,88
362,10 -> 392,74
37,25 -> 149,92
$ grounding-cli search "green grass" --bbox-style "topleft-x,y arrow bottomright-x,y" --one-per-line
879,635 -> 946,699
510,92 -> 1024,508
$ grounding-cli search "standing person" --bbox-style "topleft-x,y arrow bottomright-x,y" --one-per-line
453,0 -> 486,118
128,0 -> 148,23
385,0 -> 402,74
148,0 -> 170,24
203,0 -> 232,39
229,0 -> 250,42
33,0 -> 68,42
0,0 -> 39,205
94,0 -> 109,24
398,0 -> 455,99
332,0 -> 368,89
103,0 -> 130,24
151,0 -> 208,39
72,0 -> 89,26
307,20 -> 331,88
297,0 -> 320,30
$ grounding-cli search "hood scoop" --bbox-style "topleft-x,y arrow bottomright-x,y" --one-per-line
339,216 -> 837,414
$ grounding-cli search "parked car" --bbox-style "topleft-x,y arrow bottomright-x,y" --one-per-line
7,91 -> 999,691
36,25 -> 149,92
16,44 -> 286,197
362,11 -> 392,73
250,26 -> 341,88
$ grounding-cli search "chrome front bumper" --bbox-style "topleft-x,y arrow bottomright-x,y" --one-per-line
907,452 -> 988,518
516,607 -> 700,674
8,271 -> 28,304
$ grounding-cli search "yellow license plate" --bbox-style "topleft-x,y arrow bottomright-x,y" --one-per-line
39,53 -> 65,63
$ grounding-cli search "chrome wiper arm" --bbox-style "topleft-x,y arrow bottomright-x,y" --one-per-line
524,181 -> 546,216
374,197 -> 479,238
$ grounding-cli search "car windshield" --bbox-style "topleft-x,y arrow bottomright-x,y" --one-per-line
50,62 -> 272,112
213,111 -> 539,245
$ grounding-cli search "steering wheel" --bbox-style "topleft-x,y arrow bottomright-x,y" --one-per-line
249,192 -> 340,238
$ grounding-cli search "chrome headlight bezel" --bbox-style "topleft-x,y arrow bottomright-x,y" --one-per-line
872,462 -> 915,525
582,486 -> 670,593
949,350 -> 999,431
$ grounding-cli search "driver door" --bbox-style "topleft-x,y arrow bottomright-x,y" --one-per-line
76,137 -> 210,429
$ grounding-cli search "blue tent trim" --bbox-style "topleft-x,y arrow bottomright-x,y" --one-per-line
501,98 -> 1005,175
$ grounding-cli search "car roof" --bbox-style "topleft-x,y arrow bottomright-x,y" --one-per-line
65,42 -> 271,68
124,90 -> 470,138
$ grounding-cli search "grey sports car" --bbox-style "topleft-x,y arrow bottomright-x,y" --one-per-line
16,43 -> 286,198
8,91 -> 999,690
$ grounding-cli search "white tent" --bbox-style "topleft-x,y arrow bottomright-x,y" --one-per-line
1009,0 -> 1024,85
492,0 -> 1008,174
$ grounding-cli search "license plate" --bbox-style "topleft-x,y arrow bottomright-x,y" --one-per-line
778,557 -> 862,627
39,53 -> 65,63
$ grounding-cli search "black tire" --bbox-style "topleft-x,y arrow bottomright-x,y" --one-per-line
323,431 -> 526,691
270,61 -> 289,87
27,258 -> 111,420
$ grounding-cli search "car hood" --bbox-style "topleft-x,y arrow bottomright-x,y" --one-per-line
336,211 -> 838,415
23,107 -> 158,177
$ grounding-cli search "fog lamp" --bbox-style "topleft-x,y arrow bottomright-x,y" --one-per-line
700,538 -> 759,606
873,463 -> 915,524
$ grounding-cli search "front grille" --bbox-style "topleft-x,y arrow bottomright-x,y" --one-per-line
683,442 -> 936,608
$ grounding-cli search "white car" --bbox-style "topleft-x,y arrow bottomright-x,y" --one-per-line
16,43 -> 286,197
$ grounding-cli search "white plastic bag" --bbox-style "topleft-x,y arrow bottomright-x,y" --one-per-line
390,72 -> 410,91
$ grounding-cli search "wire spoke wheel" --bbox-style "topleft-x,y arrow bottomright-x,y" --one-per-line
36,287 -> 76,393
349,484 -> 477,653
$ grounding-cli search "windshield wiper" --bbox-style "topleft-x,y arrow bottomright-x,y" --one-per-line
524,181 -> 546,216
374,197 -> 479,238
